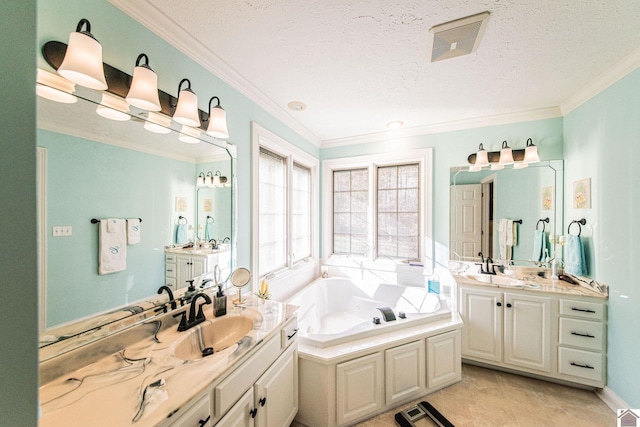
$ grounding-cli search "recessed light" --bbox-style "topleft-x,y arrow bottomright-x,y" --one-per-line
386,120 -> 404,129
287,101 -> 307,111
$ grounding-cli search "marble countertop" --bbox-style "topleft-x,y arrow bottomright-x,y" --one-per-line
453,272 -> 608,300
39,297 -> 296,426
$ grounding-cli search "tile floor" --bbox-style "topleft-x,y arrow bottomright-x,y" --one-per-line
292,364 -> 615,426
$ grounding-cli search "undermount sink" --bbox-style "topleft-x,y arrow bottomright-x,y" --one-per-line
172,314 -> 258,361
463,274 -> 540,289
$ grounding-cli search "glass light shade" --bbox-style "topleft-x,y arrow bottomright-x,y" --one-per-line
178,125 -> 201,144
126,65 -> 161,111
524,142 -> 540,164
469,165 -> 482,172
490,163 -> 505,171
173,89 -> 200,127
96,93 -> 130,121
499,141 -> 514,165
212,172 -> 228,187
144,111 -> 172,134
475,143 -> 489,166
206,106 -> 229,139
36,69 -> 77,104
58,31 -> 107,90
513,162 -> 528,169
196,172 -> 207,187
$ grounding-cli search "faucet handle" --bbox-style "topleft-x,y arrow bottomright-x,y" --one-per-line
173,311 -> 188,331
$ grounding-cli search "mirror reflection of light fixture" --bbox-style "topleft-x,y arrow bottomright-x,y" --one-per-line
475,143 -> 489,167
196,171 -> 228,187
196,172 -> 209,187
513,162 -> 528,169
206,96 -> 229,139
143,111 -> 172,134
490,163 -> 505,171
524,138 -> 541,164
173,78 -> 200,127
178,124 -> 201,144
36,69 -> 77,104
57,19 -> 108,90
212,171 -> 228,187
498,140 -> 514,165
96,93 -> 130,121
125,53 -> 161,111
468,165 -> 482,172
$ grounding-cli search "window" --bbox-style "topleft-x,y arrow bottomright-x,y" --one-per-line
252,123 -> 318,280
323,149 -> 432,265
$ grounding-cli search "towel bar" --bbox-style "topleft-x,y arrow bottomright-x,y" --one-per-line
91,218 -> 142,224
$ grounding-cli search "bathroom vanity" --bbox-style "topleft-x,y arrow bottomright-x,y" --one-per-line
165,247 -> 231,291
39,297 -> 298,426
455,272 -> 607,388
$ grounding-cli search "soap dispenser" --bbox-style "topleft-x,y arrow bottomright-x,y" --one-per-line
184,280 -> 197,302
214,284 -> 227,317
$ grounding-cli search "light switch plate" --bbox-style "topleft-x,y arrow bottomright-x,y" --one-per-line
52,226 -> 72,237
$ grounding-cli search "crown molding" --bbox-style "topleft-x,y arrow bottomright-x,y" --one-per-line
560,46 -> 640,115
108,0 -> 321,148
321,107 -> 562,148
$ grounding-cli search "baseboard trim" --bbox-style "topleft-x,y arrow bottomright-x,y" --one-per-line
597,386 -> 629,413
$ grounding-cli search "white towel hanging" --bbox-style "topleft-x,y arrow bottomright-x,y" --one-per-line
99,219 -> 127,275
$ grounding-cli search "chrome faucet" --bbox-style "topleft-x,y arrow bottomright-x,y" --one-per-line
173,292 -> 212,332
157,285 -> 177,310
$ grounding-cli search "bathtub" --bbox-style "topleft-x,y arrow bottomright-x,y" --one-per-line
288,277 -> 452,348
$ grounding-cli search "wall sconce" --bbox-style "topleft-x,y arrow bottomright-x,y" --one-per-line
143,111 -> 172,134
173,78 -> 201,127
126,53 -> 161,111
206,96 -> 229,139
36,69 -> 77,104
96,93 -> 130,121
178,124 -> 201,143
57,19 -> 108,90
467,138 -> 541,169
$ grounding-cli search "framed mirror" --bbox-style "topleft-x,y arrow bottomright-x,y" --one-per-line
37,79 -> 235,359
450,160 -> 563,265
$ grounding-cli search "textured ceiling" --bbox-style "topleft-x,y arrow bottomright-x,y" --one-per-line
114,0 -> 640,145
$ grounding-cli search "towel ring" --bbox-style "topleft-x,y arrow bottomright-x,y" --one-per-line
536,217 -> 549,232
568,218 -> 586,236
177,216 -> 187,225
206,216 -> 214,224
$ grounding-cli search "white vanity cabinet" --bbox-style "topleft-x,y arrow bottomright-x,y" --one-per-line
458,283 -> 607,387
459,285 -> 552,373
170,393 -> 212,427
165,250 -> 231,290
336,352 -> 384,425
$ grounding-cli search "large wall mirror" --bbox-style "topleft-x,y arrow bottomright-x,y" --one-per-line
37,81 -> 236,359
450,160 -> 563,265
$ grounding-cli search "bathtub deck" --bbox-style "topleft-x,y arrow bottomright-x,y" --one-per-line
317,312 -> 364,335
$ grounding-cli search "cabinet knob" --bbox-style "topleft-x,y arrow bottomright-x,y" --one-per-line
259,397 -> 267,407
198,415 -> 211,426
496,302 -> 502,307
250,408 -> 258,418
506,303 -> 512,308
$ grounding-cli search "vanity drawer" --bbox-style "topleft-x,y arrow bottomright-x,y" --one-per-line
558,347 -> 603,382
170,392 -> 212,426
281,318 -> 298,349
165,254 -> 177,263
559,318 -> 604,351
559,299 -> 605,321
165,262 -> 177,279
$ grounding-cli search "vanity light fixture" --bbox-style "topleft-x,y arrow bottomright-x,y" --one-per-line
468,165 -> 482,172
475,143 -> 489,167
212,171 -> 228,187
36,69 -> 77,104
490,163 -> 505,171
96,93 -> 131,121
125,54 -> 161,111
498,140 -> 514,165
178,124 -> 201,144
196,171 -> 228,187
173,78 -> 201,127
143,111 -> 172,134
57,19 -> 108,90
206,96 -> 229,139
524,138 -> 541,164
196,172 -> 208,187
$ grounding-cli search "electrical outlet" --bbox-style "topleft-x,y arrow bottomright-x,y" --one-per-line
52,226 -> 72,237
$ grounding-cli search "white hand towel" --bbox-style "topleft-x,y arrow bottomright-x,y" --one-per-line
498,219 -> 508,260
99,219 -> 127,275
127,218 -> 141,245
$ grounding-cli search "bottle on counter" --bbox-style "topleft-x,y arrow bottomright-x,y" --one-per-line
214,284 -> 227,317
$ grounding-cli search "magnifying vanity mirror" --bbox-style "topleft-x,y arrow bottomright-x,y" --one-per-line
37,78 -> 236,360
230,267 -> 252,305
450,160 -> 563,265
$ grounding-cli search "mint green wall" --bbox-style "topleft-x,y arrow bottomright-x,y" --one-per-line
564,68 -> 640,407
321,118 -> 564,266
37,0 -> 319,268
38,129 -> 196,327
0,1 -> 38,425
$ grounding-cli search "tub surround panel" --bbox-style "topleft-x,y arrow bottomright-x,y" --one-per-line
39,297 -> 296,426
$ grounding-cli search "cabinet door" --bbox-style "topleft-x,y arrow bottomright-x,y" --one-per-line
216,388 -> 254,427
177,256 -> 193,289
385,340 -> 425,406
254,346 -> 298,427
427,330 -> 461,391
170,393 -> 212,427
503,292 -> 551,372
459,286 -> 502,362
191,256 -> 207,279
336,352 -> 384,426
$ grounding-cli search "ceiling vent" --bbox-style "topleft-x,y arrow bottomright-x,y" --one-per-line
427,11 -> 490,62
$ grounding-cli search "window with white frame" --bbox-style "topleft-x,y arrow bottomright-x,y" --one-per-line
253,123 -> 318,280
323,149 -> 432,264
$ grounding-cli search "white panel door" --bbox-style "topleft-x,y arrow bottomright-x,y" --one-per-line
459,286 -> 502,362
254,346 -> 298,427
450,184 -> 482,259
214,388 -> 254,427
427,330 -> 462,391
336,352 -> 384,425
385,340 -> 425,405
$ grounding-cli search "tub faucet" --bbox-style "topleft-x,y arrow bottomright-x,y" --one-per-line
157,285 -> 177,310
